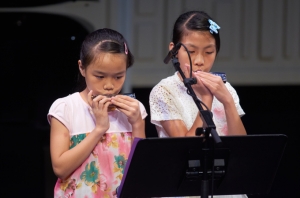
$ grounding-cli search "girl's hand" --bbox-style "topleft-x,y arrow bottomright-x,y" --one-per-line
111,95 -> 143,127
196,72 -> 247,136
87,90 -> 110,132
196,71 -> 233,105
183,64 -> 213,100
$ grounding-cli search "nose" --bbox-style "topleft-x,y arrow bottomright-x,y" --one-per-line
194,53 -> 204,66
104,79 -> 114,90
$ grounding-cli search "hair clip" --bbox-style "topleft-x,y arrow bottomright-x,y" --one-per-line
124,42 -> 128,55
208,19 -> 220,34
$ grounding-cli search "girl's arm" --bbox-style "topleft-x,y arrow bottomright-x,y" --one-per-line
197,72 -> 247,135
160,100 -> 246,137
50,117 -> 107,180
222,99 -> 247,135
131,119 -> 146,139
160,96 -> 212,137
159,70 -> 214,137
159,72 -> 246,137
50,91 -> 111,180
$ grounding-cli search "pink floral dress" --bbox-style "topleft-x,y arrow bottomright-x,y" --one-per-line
48,92 -> 147,198
55,132 -> 132,198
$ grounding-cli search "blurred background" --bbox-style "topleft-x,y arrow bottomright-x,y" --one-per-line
0,0 -> 299,197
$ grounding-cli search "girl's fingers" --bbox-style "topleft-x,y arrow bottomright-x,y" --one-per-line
203,72 -> 223,82
184,64 -> 190,72
101,99 -> 111,111
90,95 -> 111,110
112,95 -> 141,125
98,97 -> 112,110
87,90 -> 93,105
184,64 -> 192,77
109,94 -> 139,114
111,95 -> 134,105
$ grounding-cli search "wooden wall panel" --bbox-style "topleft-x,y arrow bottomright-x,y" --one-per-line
0,0 -> 299,86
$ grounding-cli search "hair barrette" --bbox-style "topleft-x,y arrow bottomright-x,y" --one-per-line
124,42 -> 128,55
208,19 -> 220,34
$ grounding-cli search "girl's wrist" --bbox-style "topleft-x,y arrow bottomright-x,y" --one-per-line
131,119 -> 145,137
201,96 -> 213,109
221,95 -> 235,108
92,126 -> 107,137
223,100 -> 236,111
131,119 -> 144,130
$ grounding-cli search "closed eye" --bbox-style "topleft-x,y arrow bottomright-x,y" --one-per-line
116,76 -> 124,79
184,48 -> 195,54
96,76 -> 104,79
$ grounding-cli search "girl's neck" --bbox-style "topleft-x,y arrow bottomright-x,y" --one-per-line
79,88 -> 89,104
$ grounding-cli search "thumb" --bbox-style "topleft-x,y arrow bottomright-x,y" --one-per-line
184,64 -> 191,75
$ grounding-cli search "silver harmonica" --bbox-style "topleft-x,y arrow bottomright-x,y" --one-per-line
91,93 -> 136,99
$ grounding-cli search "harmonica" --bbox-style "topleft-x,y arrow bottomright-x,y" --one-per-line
210,72 -> 227,83
91,93 -> 136,111
91,93 -> 136,99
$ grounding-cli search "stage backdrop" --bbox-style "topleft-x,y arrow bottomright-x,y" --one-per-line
0,0 -> 299,90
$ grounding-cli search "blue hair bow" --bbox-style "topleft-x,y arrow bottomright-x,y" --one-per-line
208,19 -> 220,34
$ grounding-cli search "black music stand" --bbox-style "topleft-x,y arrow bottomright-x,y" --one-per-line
117,134 -> 287,197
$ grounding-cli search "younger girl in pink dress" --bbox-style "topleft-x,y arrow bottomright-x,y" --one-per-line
48,28 -> 147,198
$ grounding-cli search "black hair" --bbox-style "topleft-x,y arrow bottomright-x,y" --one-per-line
76,28 -> 134,91
172,11 -> 220,53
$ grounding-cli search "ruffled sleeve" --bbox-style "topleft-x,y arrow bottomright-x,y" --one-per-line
138,101 -> 148,119
149,83 -> 183,127
47,98 -> 72,132
225,82 -> 245,117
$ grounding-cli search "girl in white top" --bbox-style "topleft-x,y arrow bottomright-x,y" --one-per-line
149,11 -> 247,198
48,28 -> 147,198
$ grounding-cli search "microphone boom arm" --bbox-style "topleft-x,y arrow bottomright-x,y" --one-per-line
171,58 -> 221,144
164,43 -> 221,144
164,43 -> 222,198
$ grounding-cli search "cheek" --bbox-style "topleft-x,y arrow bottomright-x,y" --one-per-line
178,51 -> 189,61
205,57 -> 216,71
85,76 -> 100,89
116,78 -> 126,88
177,54 -> 190,68
208,55 -> 216,64
85,76 -> 97,84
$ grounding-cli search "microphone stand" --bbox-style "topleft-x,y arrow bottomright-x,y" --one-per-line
171,56 -> 222,198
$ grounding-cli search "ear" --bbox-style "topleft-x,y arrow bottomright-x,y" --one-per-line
78,60 -> 86,77
169,42 -> 174,51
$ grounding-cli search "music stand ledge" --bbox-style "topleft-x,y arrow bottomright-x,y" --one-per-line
117,134 -> 287,198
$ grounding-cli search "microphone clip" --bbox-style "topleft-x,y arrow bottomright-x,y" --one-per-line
183,77 -> 197,86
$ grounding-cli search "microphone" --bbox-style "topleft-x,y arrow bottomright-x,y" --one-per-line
163,43 -> 182,64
